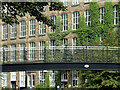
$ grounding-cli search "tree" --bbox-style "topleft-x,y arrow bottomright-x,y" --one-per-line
80,71 -> 120,89
2,2 -> 66,28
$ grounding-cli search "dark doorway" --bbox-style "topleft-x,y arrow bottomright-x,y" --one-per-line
11,81 -> 16,90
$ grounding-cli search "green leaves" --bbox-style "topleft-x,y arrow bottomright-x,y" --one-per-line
55,71 -> 61,88
2,2 -> 66,26
79,70 -> 120,89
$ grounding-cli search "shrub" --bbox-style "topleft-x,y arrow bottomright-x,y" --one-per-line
5,86 -> 12,90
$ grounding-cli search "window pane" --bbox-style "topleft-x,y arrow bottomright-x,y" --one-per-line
30,19 -> 35,36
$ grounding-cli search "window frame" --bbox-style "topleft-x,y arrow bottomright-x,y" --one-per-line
11,23 -> 17,39
61,71 -> 67,82
72,37 -> 77,46
29,42 -> 35,61
39,70 -> 46,85
3,45 -> 8,62
61,0 -> 68,7
10,44 -> 16,61
72,0 -> 80,5
85,10 -> 91,26
11,72 -> 16,81
20,21 -> 26,38
72,71 -> 78,87
19,71 -> 26,87
72,11 -> 80,30
29,19 -> 36,36
62,13 -> 68,31
100,7 -> 105,24
114,5 -> 119,25
32,74 -> 35,87
50,16 -> 56,32
19,43 -> 25,61
39,41 -> 45,60
2,24 -> 8,40
84,0 -> 91,3
62,38 -> 68,46
2,72 -> 7,87
49,70 -> 55,87
39,22 -> 46,35
28,75 -> 31,87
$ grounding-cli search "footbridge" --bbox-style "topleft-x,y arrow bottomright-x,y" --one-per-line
0,46 -> 120,72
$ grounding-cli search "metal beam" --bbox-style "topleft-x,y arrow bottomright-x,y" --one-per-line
1,63 -> 120,72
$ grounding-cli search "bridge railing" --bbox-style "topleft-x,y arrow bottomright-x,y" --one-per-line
0,46 -> 119,64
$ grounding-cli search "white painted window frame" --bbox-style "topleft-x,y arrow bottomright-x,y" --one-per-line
10,44 -> 16,61
72,38 -> 77,46
84,0 -> 91,3
62,13 -> 68,31
39,22 -> 46,35
29,42 -> 35,60
11,23 -> 17,39
2,72 -> 7,87
61,71 -> 67,82
61,0 -> 68,7
49,70 -> 55,87
72,12 -> 80,30
20,21 -> 26,37
10,72 -> 16,81
19,43 -> 25,61
62,39 -> 68,46
19,71 -> 25,87
100,7 -> 105,24
114,5 -> 119,25
29,19 -> 35,36
39,41 -> 45,60
72,0 -> 80,5
85,10 -> 91,26
2,24 -> 8,40
72,71 -> 78,87
50,16 -> 56,32
3,46 -> 8,62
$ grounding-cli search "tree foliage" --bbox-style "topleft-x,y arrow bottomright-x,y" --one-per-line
55,70 -> 61,88
2,2 -> 66,28
79,70 -> 120,89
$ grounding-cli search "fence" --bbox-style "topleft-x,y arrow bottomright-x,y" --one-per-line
0,46 -> 119,64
